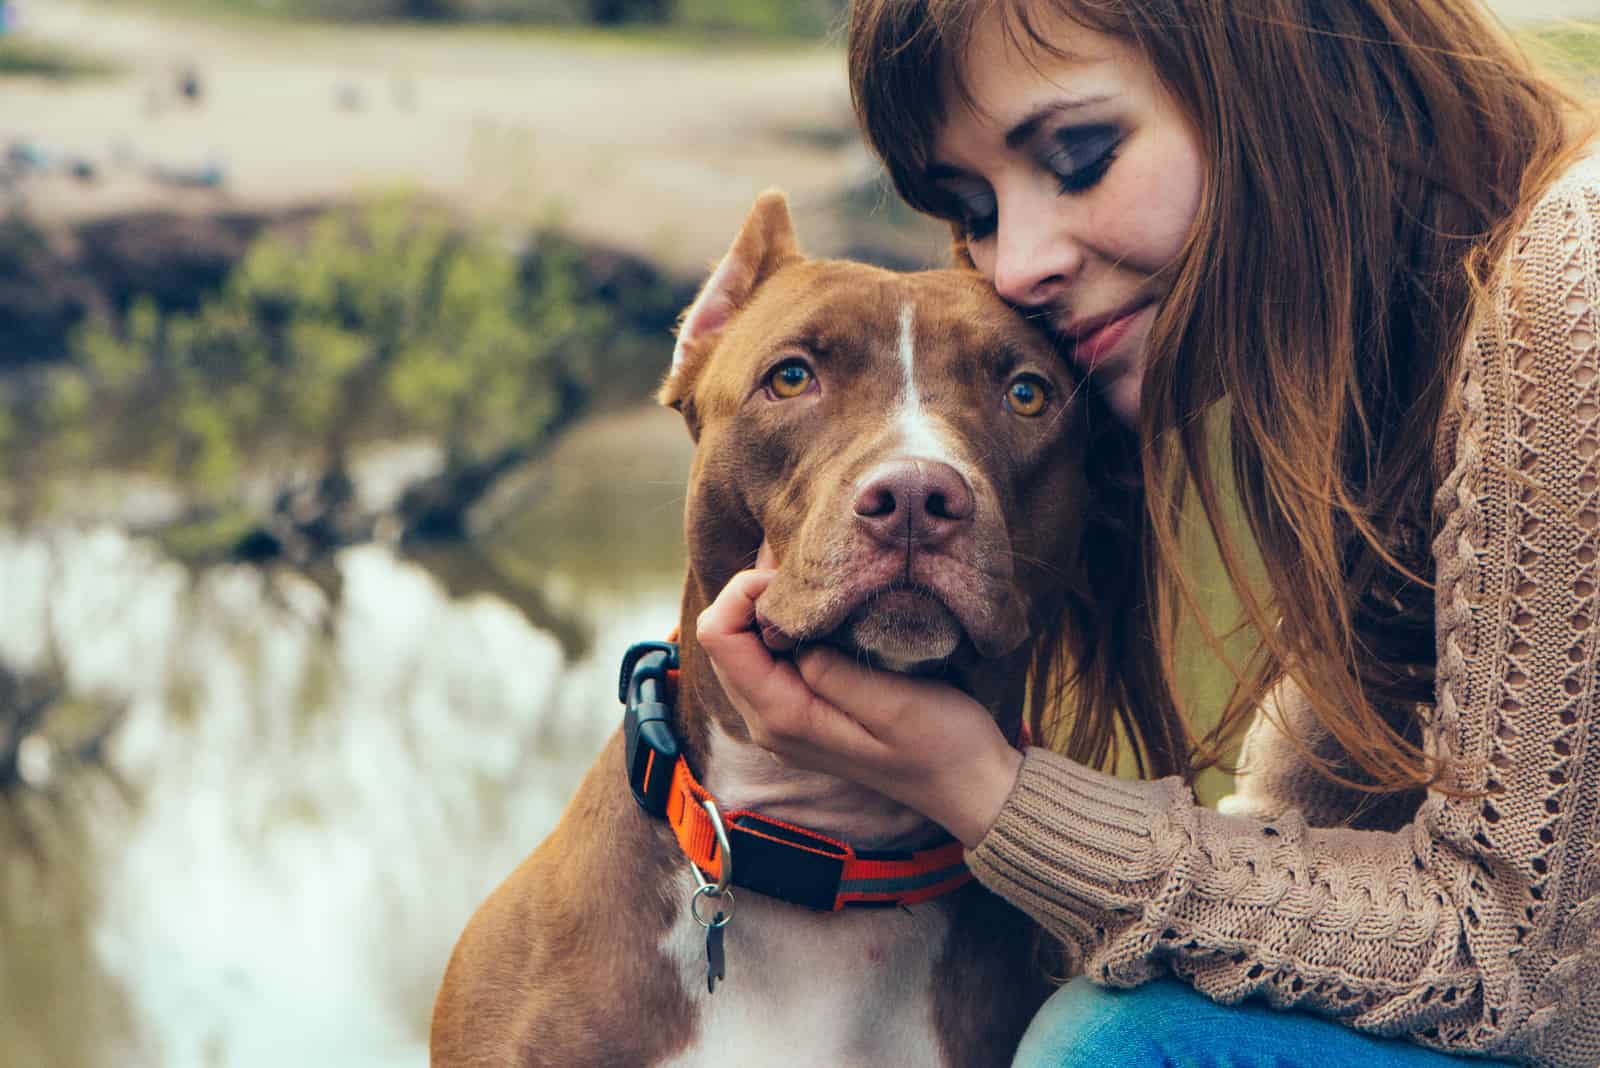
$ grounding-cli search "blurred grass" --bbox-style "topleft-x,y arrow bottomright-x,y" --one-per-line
1527,20 -> 1600,81
672,0 -> 837,38
0,38 -> 117,80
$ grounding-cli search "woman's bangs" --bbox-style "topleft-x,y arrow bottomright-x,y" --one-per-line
849,0 -> 1137,218
848,0 -> 967,216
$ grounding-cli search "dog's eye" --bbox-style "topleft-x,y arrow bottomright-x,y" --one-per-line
767,360 -> 815,400
1005,375 -> 1049,417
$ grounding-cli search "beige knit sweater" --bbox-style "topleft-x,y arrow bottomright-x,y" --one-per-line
967,154 -> 1600,1066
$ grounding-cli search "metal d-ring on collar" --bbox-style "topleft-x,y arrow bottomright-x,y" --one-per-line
688,797 -> 735,929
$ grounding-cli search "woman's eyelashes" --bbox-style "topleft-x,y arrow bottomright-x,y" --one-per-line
942,123 -> 1125,240
952,190 -> 999,240
1044,124 -> 1123,194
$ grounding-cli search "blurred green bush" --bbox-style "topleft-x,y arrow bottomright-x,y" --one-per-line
0,198 -> 687,532
0,38 -> 117,79
1527,22 -> 1600,94
64,198 -> 596,497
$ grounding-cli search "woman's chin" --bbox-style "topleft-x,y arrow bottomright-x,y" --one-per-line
1104,371 -> 1142,426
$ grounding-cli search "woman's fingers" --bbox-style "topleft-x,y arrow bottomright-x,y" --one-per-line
795,644 -> 1022,844
695,565 -> 1023,843
697,568 -> 878,762
695,566 -> 772,642
748,541 -> 795,650
795,647 -> 919,742
695,568 -> 825,747
694,568 -> 797,725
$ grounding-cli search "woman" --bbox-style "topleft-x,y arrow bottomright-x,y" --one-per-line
697,0 -> 1599,1065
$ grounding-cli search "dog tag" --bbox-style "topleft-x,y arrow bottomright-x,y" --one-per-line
705,917 -> 727,994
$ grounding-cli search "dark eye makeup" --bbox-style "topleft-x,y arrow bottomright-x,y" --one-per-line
945,187 -> 998,240
1044,124 -> 1123,194
934,122 -> 1125,241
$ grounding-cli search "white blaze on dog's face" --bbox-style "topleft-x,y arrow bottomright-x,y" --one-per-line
662,192 -> 1086,672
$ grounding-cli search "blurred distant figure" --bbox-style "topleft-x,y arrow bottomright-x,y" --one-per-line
6,140 -> 48,175
0,1 -> 19,35
177,64 -> 204,105
148,157 -> 225,190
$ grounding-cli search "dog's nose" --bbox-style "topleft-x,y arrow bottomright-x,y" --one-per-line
853,460 -> 975,548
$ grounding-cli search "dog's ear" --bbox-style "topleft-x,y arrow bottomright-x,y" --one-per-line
660,190 -> 801,426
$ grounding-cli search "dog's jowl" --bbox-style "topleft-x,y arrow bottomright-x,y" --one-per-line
430,191 -> 1088,1068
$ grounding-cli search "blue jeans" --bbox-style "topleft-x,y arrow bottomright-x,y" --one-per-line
1014,978 -> 1514,1067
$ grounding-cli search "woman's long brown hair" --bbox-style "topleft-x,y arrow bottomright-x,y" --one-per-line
850,0 -> 1592,788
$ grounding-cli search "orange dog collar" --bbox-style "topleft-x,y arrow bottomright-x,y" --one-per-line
621,641 -> 973,912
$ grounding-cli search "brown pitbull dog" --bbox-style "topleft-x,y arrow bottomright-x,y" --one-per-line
431,191 -> 1089,1067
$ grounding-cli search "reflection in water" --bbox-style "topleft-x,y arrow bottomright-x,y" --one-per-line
0,526 -> 678,1067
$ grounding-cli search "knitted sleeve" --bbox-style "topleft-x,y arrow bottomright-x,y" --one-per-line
966,160 -> 1600,1066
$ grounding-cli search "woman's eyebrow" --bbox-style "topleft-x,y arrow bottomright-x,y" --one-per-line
1003,95 -> 1114,149
926,93 -> 1115,180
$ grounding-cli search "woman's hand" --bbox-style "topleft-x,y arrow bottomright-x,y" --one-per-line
695,564 -> 1024,848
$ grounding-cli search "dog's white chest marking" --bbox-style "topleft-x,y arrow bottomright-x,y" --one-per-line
893,303 -> 962,465
654,725 -> 951,1067
657,869 -> 951,1068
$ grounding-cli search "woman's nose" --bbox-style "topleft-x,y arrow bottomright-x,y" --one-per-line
989,197 -> 1083,308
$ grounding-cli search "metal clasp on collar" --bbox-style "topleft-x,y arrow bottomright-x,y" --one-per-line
690,797 -> 735,996
689,796 -> 734,905
620,641 -> 679,817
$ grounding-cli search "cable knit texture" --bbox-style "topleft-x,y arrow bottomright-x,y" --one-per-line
967,154 -> 1600,1066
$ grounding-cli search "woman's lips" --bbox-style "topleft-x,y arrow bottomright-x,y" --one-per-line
1066,302 -> 1152,370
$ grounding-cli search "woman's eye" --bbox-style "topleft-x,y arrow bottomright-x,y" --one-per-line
1005,375 -> 1049,416
934,186 -> 997,242
956,196 -> 997,241
767,360 -> 815,399
1045,125 -> 1123,195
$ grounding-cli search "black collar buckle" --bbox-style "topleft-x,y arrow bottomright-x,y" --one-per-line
620,641 -> 679,817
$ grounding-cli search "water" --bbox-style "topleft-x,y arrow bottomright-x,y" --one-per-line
0,404 -> 692,1067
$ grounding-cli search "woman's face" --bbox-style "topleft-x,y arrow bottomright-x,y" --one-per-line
928,12 -> 1204,424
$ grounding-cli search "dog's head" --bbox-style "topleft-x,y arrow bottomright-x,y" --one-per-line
662,192 -> 1085,676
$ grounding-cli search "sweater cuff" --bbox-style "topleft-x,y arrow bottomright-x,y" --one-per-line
965,747 -> 1195,952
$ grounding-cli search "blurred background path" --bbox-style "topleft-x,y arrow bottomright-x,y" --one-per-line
9,0 -> 901,273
